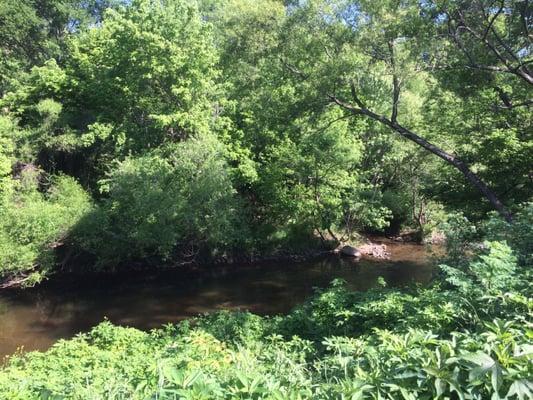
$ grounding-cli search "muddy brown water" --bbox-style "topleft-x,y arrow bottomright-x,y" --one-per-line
0,241 -> 435,358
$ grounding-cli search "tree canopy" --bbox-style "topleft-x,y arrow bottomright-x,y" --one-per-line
0,0 -> 531,284
0,1 -> 532,398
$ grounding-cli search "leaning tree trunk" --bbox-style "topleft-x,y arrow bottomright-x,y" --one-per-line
329,95 -> 513,223
393,123 -> 513,223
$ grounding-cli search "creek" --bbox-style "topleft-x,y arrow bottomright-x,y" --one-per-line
0,240 -> 435,358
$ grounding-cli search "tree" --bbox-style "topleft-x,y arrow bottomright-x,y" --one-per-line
258,108 -> 369,241
2,0 -> 219,188
280,0 -> 521,221
0,0 -> 122,94
438,0 -> 533,88
74,135 -> 243,267
427,0 -> 533,215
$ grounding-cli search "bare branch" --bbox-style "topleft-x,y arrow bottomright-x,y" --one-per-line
313,113 -> 352,133
446,5 -> 533,85
279,57 -> 308,79
497,99 -> 533,109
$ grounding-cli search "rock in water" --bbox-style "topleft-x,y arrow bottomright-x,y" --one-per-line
358,242 -> 390,259
340,245 -> 361,258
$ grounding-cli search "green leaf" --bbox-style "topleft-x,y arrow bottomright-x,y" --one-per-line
506,380 -> 533,400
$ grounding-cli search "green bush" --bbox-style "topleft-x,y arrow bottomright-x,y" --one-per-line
441,241 -> 519,295
484,203 -> 533,265
74,135 -> 246,267
0,173 -> 92,285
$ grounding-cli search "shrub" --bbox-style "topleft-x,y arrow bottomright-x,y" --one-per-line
484,203 -> 533,265
441,241 -> 519,296
74,135 -> 246,267
0,173 -> 92,285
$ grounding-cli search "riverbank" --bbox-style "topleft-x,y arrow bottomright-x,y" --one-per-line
0,241 -> 433,357
0,238 -> 528,399
1,234 -> 430,291
0,246 -> 332,290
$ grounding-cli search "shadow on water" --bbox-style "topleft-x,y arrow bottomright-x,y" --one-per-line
0,241 -> 435,357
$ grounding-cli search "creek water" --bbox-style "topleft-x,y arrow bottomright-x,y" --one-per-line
0,241 -> 435,358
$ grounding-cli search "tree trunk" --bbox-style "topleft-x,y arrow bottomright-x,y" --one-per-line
329,95 -> 513,222
392,124 -> 513,223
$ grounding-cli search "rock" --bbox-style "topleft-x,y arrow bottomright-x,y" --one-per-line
358,242 -> 390,259
340,245 -> 361,258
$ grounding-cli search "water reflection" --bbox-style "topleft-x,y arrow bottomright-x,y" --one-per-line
0,242 -> 434,357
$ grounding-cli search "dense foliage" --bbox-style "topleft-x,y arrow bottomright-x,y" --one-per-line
0,0 -> 533,400
74,136 -> 243,266
0,1 -> 530,397
0,0 -> 530,284
0,170 -> 92,285
0,211 -> 531,399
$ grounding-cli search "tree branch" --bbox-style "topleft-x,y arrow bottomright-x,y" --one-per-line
497,98 -> 533,109
327,93 -> 513,222
279,57 -> 308,79
451,6 -> 533,85
349,80 -> 366,109
482,0 -> 505,41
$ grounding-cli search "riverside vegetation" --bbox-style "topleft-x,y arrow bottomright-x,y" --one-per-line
0,0 -> 531,398
0,209 -> 531,399
1,0 -> 531,285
